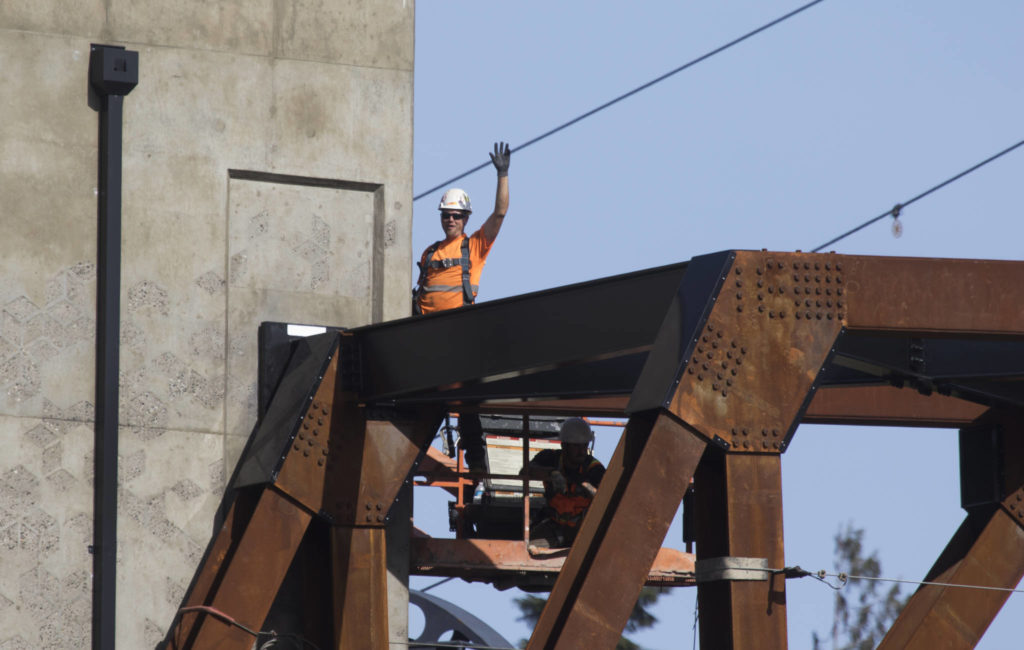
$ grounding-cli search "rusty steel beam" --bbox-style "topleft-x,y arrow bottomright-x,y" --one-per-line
694,451 -> 787,649
409,537 -> 695,587
880,407 -> 1024,648
841,256 -> 1024,337
878,508 -> 1024,649
804,384 -> 987,427
332,526 -> 389,649
167,486 -> 313,649
527,411 -> 707,649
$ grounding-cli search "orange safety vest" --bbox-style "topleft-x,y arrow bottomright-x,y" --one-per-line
547,457 -> 602,528
413,231 -> 493,314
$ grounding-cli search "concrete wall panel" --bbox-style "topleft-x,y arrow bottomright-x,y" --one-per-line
107,0 -> 274,56
0,2 -> 105,42
278,0 -> 414,69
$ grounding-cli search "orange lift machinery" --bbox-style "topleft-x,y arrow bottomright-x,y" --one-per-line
163,250 -> 1024,649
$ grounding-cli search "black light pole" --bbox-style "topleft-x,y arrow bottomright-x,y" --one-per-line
88,44 -> 137,650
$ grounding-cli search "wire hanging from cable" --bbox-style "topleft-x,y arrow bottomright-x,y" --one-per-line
414,0 -> 830,201
812,137 -> 1024,252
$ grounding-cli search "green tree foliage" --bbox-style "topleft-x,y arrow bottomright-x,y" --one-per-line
812,523 -> 907,650
514,587 -> 667,649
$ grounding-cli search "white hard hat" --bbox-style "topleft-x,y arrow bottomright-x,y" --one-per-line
559,417 -> 594,444
439,188 -> 472,214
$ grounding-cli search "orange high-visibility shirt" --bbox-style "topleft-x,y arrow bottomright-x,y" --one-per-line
416,230 -> 494,314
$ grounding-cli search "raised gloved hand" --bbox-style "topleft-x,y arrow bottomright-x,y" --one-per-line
548,470 -> 568,493
490,141 -> 511,178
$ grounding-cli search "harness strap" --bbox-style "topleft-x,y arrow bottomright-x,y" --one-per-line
414,237 -> 474,310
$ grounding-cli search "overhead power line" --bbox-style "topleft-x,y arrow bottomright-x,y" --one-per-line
414,0 -> 829,201
812,137 -> 1024,252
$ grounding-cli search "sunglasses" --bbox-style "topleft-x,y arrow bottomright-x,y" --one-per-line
440,212 -> 467,221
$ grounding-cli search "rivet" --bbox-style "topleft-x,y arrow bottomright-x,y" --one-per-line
778,286 -> 786,294
688,367 -> 695,374
836,263 -> 843,271
298,433 -> 305,440
805,311 -> 812,319
731,341 -> 738,348
837,300 -> 844,308
293,444 -> 300,451
826,300 -> 833,307
758,305 -> 765,313
780,311 -> 786,318
825,263 -> 832,271
804,262 -> 811,270
736,292 -> 743,300
735,280 -> 743,288
731,369 -> 737,376
708,324 -> 715,331
815,275 -> 821,283
757,280 -> 764,288
767,286 -> 774,294
816,300 -> 822,307
702,363 -> 709,370
735,268 -> 742,275
721,389 -> 728,397
792,273 -> 800,282
717,331 -> 723,338
742,428 -> 749,436
712,341 -> 719,348
836,276 -> 843,284
726,351 -> 733,359
702,335 -> 709,342
366,515 -> 372,522
740,347 -> 747,354
366,503 -> 372,510
793,262 -> 800,270
322,408 -> 328,415
318,458 -> 325,466
737,305 -> 743,312
758,293 -> 764,301
766,261 -> 774,270
769,311 -> 775,319
762,428 -> 768,436
697,374 -> 704,381
837,288 -> 844,296
826,288 -> 833,295
772,429 -> 779,437
303,450 -> 309,457
308,439 -> 314,446
736,358 -> 743,365
313,402 -> 320,409
795,312 -> 802,320
726,379 -> 733,386
318,418 -> 324,425
816,313 -> 822,320
717,372 -> 723,380
756,267 -> 763,275
825,275 -> 832,284
712,383 -> 720,390
794,299 -> 802,307
805,299 -> 812,307
827,313 -> 833,320
763,441 -> 769,449
303,422 -> 310,430
721,361 -> 727,369
731,428 -> 738,435
377,503 -> 383,510
743,441 -> 750,449
1018,494 -> 1022,502
377,515 -> 384,522
805,287 -> 812,295
816,287 -> 822,295
313,429 -> 319,436
814,262 -> 821,271
773,442 -> 781,449
322,449 -> 328,455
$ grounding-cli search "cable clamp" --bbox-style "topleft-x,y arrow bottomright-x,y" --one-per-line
695,556 -> 771,583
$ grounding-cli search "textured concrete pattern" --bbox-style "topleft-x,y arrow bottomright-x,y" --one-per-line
0,0 -> 414,646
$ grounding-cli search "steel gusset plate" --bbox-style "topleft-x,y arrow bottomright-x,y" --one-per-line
638,250 -> 845,453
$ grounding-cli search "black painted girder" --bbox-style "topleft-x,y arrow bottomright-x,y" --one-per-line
351,263 -> 688,401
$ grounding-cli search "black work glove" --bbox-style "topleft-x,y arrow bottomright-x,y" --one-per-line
490,141 -> 511,177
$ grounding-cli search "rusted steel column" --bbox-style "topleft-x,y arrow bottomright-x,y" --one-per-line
879,408 -> 1024,649
527,411 -> 707,650
878,508 -> 1024,649
332,526 -> 389,649
694,450 -> 786,649
168,486 -> 313,649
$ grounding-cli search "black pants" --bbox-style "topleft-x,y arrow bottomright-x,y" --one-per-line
458,412 -> 486,471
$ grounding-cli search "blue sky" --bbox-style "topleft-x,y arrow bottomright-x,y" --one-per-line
408,2 -> 1024,647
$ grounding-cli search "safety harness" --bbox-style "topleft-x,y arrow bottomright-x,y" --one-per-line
412,236 -> 475,315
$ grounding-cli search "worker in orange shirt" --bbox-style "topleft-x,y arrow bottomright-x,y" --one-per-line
413,141 -> 510,315
414,142 -> 510,470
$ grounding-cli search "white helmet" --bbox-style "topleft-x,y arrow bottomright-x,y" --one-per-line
438,188 -> 472,215
559,417 -> 594,444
